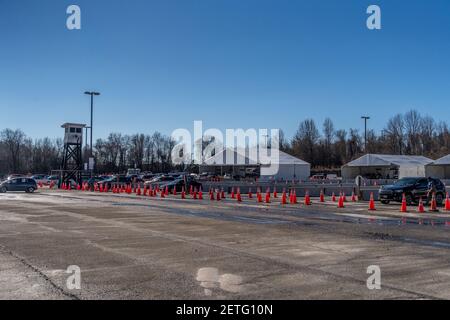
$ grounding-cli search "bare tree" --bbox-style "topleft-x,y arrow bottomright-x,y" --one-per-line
292,119 -> 320,164
1,129 -> 26,173
384,114 -> 404,154
404,110 -> 422,155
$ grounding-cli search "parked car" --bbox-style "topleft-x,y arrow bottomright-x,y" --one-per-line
144,175 -> 176,187
0,177 -> 37,193
310,174 -> 326,181
98,176 -> 132,189
158,177 -> 203,193
45,175 -> 60,185
379,177 -> 446,205
140,174 -> 157,181
86,176 -> 108,188
7,174 -> 25,180
30,174 -> 48,185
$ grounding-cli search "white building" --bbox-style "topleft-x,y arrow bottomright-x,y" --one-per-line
200,148 -> 310,181
425,155 -> 450,179
341,154 -> 434,180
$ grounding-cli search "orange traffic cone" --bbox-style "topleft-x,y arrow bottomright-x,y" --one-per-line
221,189 -> 225,199
237,189 -> 242,202
199,188 -> 203,200
257,192 -> 263,203
304,191 -> 311,206
418,197 -> 425,213
193,188 -> 198,200
337,195 -> 345,208
273,188 -> 278,198
368,193 -> 376,211
248,188 -> 253,199
400,194 -> 408,213
265,191 -> 271,203
429,193 -> 439,212
281,190 -> 287,205
445,193 -> 450,211
351,192 -> 357,202
216,190 -> 221,201
320,190 -> 325,203
331,192 -> 336,202
181,187 -> 186,199
231,187 -> 235,199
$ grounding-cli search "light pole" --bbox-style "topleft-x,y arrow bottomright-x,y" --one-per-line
84,91 -> 100,175
263,134 -> 269,148
361,116 -> 370,152
84,126 -> 91,150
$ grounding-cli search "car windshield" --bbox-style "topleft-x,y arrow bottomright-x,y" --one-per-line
394,178 -> 418,187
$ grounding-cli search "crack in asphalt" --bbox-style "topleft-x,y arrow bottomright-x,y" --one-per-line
0,245 -> 80,300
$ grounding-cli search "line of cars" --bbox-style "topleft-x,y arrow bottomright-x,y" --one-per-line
93,172 -> 203,193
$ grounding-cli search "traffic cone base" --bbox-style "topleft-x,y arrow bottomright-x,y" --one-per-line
418,198 -> 425,213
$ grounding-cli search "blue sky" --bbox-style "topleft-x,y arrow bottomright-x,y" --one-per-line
1,0 -> 450,140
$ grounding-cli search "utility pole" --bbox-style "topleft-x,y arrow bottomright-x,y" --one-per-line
84,91 -> 100,176
361,116 -> 370,152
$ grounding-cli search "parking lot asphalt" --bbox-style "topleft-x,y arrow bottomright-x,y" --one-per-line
1,189 -> 450,300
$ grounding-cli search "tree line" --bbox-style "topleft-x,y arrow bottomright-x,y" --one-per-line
2,109 -> 450,175
282,110 -> 450,170
0,130 -> 178,176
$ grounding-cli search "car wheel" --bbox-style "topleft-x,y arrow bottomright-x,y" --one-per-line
26,187 -> 35,193
436,193 -> 444,206
381,200 -> 390,204
0,186 -> 7,193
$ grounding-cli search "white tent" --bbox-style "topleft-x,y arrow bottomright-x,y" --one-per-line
200,148 -> 310,181
260,150 -> 311,181
341,154 -> 434,179
425,155 -> 450,179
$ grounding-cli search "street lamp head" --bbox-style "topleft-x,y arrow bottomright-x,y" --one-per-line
84,91 -> 101,96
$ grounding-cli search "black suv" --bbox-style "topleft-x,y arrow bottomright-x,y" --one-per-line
379,177 -> 446,205
0,177 -> 37,193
